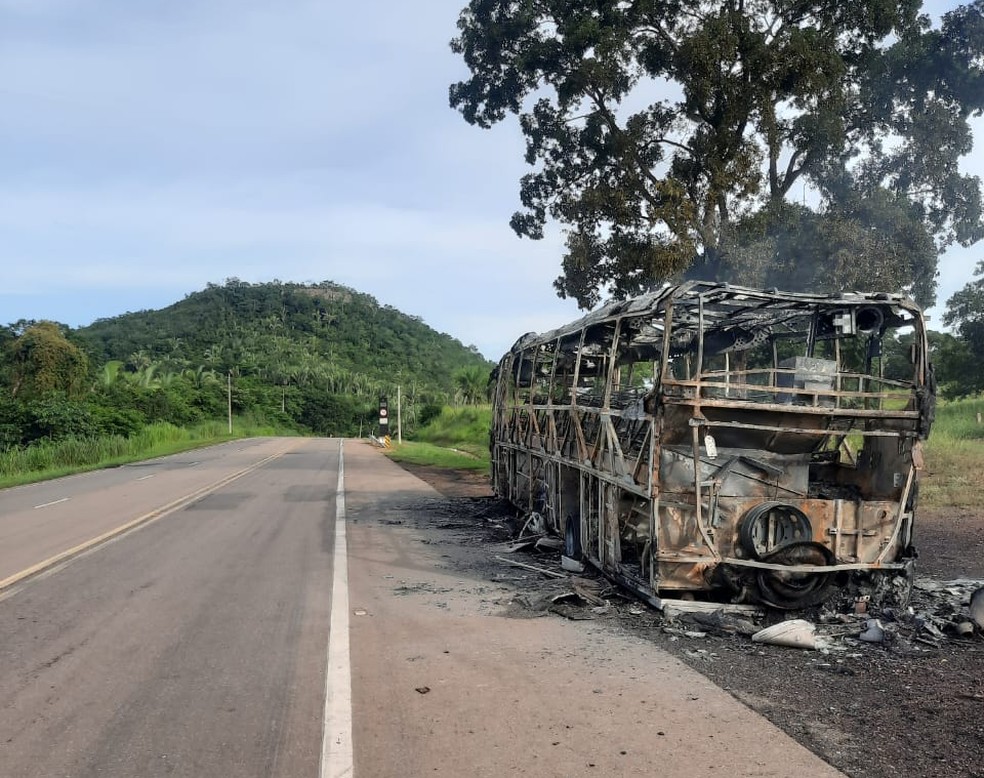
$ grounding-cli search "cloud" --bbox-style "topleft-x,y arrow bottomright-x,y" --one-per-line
0,0 -> 980,361
0,170 -> 578,356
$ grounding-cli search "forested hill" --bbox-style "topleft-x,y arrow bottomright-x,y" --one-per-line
78,279 -> 489,395
0,280 -> 493,473
0,279 -> 493,441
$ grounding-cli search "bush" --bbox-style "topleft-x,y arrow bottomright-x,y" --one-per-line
89,405 -> 147,437
21,395 -> 97,443
410,405 -> 492,458
299,390 -> 369,437
416,402 -> 445,428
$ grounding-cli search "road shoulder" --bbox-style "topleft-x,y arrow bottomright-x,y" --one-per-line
343,442 -> 844,778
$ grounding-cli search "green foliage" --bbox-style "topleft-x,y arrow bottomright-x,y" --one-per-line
0,280 -> 493,454
922,396 -> 984,507
20,395 -> 98,441
298,391 -> 371,437
72,279 -> 492,437
0,419 -> 293,487
416,402 -> 445,428
727,195 -> 939,306
943,259 -> 984,394
8,321 -> 89,398
453,365 -> 493,405
932,396 -> 984,440
385,440 -> 489,471
451,1 -> 984,309
409,405 -> 492,459
78,279 -> 489,395
928,331 -> 980,398
388,404 -> 492,470
0,281 -> 501,486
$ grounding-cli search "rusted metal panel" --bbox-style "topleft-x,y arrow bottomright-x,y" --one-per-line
490,282 -> 934,610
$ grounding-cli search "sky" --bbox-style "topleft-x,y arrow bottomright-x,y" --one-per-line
0,0 -> 980,360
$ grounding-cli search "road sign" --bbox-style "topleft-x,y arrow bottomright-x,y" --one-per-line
379,396 -> 390,433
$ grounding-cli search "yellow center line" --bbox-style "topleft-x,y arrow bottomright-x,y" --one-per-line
0,441 -> 305,594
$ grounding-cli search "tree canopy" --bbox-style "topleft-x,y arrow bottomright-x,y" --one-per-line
8,321 -> 89,399
451,0 -> 984,309
942,259 -> 984,394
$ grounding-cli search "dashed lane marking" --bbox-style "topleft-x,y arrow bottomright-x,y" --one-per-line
33,498 -> 69,510
0,443 -> 302,595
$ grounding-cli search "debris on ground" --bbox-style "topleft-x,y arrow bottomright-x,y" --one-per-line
971,586 -> 984,629
479,502 -> 984,653
752,619 -> 818,649
388,468 -> 984,778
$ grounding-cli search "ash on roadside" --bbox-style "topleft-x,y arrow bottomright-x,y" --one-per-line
407,493 -> 984,778
436,496 -> 984,653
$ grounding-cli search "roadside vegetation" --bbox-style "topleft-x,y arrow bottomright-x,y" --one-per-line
0,418 -> 283,489
921,397 -> 984,508
0,279 -> 493,487
384,405 -> 491,472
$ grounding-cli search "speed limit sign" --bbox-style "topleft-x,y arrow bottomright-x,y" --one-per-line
379,396 -> 390,432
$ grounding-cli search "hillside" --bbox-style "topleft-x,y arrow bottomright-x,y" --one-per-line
0,280 -> 492,447
78,279 -> 489,397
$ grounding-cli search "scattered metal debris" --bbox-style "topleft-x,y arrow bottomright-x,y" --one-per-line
481,505 -> 982,652
661,600 -> 764,619
858,619 -> 886,643
686,610 -> 760,637
495,555 -> 567,579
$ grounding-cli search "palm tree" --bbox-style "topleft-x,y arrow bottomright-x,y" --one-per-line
183,365 -> 217,390
453,365 -> 491,405
99,360 -> 124,387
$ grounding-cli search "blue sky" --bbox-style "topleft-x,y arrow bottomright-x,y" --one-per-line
0,0 -> 980,359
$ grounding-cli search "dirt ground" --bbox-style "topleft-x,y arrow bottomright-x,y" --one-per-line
395,462 -> 984,778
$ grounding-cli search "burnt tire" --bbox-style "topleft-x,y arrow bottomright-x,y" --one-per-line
756,542 -> 837,610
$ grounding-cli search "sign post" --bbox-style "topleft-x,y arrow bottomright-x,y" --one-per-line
378,396 -> 390,443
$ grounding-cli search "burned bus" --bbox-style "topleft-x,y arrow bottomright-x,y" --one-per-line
490,282 -> 935,610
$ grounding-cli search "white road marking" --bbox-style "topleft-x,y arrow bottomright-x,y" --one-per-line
136,475 -> 155,482
321,440 -> 354,778
33,498 -> 69,510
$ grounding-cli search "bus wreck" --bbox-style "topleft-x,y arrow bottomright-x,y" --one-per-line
491,282 -> 935,610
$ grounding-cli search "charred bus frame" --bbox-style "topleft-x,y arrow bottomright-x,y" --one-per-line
491,282 -> 935,609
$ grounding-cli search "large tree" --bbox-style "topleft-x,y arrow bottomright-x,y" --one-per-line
450,0 -> 984,308
942,259 -> 984,394
7,321 -> 89,399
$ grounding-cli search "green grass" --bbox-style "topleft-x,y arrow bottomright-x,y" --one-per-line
409,405 -> 491,460
383,404 -> 491,471
921,397 -> 984,508
0,418 -> 292,489
384,440 -> 488,471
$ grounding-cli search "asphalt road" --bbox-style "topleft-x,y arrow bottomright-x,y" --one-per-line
0,437 -> 337,777
0,437 -> 844,778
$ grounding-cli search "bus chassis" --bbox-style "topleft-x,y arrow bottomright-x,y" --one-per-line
490,282 -> 935,610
